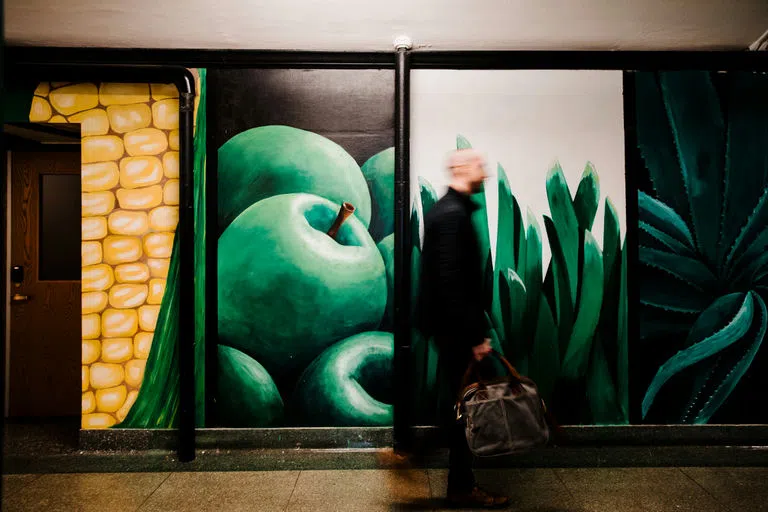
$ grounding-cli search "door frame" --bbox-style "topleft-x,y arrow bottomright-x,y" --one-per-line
1,64 -> 197,461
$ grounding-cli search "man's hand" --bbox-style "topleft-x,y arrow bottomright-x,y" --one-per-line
473,338 -> 493,361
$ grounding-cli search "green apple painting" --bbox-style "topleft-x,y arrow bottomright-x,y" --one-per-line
217,125 -> 395,427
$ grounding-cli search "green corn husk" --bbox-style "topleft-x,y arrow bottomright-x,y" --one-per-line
118,70 -> 208,428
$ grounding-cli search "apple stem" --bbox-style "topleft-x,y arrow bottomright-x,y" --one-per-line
327,202 -> 356,239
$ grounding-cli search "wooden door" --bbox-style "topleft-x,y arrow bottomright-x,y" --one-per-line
9,151 -> 81,417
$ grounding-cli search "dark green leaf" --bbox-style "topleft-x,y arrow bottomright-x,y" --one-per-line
725,187 -> 768,272
587,333 -> 624,425
544,216 -> 575,357
572,162 -> 600,231
617,240 -> 629,422
638,192 -> 694,249
528,295 -> 559,406
498,269 -> 527,364
419,176 -> 439,217
634,72 -> 690,224
659,71 -> 725,264
546,164 -> 580,305
642,292 -> 754,419
639,221 -> 695,257
561,232 -> 604,380
719,72 -> 768,263
639,246 -> 717,291
523,209 -> 543,346
639,262 -> 711,314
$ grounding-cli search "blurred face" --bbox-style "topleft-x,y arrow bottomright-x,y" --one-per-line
449,149 -> 489,193
467,156 -> 488,193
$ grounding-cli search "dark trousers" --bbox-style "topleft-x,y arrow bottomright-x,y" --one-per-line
439,343 -> 476,493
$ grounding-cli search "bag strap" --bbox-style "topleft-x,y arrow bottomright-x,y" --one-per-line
457,350 -> 523,400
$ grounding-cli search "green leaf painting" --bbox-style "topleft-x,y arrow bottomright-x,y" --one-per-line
636,71 -> 768,424
411,136 -> 629,425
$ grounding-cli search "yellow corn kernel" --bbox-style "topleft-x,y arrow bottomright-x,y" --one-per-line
148,279 -> 166,305
103,236 -> 143,265
116,185 -> 163,210
51,82 -> 72,88
107,103 -> 151,134
82,264 -> 114,292
82,136 -> 124,164
99,83 -> 150,105
148,258 -> 170,278
82,339 -> 101,365
49,83 -> 98,115
82,366 -> 90,392
82,314 -> 101,340
82,391 -> 96,414
149,206 -> 179,232
34,82 -> 50,97
125,359 -> 147,388
82,217 -> 108,241
151,83 -> 178,101
109,284 -> 148,309
163,179 -> 179,205
169,130 -> 180,150
82,162 -> 119,192
138,305 -> 160,331
69,109 -> 110,137
101,338 -> 134,363
152,99 -> 179,130
115,263 -> 150,284
82,291 -> 108,315
82,413 -> 117,429
144,232 -> 174,259
50,115 -> 67,123
119,156 -> 163,189
116,389 -> 139,422
29,97 -> 52,122
163,151 -> 179,178
102,309 -> 139,338
82,191 -> 115,217
134,332 -> 153,359
124,128 -> 168,156
95,385 -> 127,413
108,210 -> 149,236
82,241 -> 103,267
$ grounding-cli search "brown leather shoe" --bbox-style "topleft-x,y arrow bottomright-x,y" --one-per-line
446,486 -> 511,509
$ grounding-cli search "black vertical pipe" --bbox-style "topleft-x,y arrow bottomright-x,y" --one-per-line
178,88 -> 196,462
393,48 -> 412,452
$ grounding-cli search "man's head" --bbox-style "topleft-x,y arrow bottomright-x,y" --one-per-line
447,149 -> 488,194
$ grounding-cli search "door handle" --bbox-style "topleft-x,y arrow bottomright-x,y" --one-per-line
11,293 -> 30,304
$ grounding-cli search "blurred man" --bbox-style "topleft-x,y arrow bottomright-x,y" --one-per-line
419,149 -> 510,508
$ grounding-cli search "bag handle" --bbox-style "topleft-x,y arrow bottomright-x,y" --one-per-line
458,349 -> 523,395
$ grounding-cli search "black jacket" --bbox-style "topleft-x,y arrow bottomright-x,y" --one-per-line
418,187 -> 486,349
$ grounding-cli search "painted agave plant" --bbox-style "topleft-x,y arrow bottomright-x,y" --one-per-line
411,135 -> 628,426
636,70 -> 768,424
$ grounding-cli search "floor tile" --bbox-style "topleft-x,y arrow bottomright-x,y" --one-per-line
2,472 -> 169,512
682,467 -> 768,512
430,468 -> 581,512
1,474 -> 41,497
556,468 -> 725,512
137,471 -> 299,512
285,470 -> 431,512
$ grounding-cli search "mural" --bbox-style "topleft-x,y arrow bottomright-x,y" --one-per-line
632,71 -> 768,425
409,70 -> 628,425
28,73 -> 206,429
210,69 -> 395,427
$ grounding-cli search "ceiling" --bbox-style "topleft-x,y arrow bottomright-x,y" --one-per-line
5,0 -> 768,51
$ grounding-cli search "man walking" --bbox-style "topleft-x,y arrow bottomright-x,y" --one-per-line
419,148 -> 511,508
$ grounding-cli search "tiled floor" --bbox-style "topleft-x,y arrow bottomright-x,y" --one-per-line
2,467 -> 767,511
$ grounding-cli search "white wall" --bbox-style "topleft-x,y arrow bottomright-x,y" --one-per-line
5,0 -> 768,50
411,70 -> 625,267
